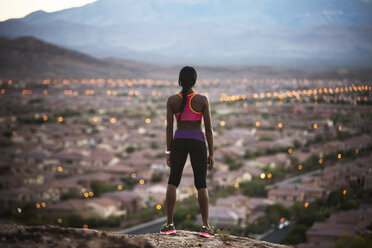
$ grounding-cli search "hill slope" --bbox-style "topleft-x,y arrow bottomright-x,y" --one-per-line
0,224 -> 292,248
0,36 -> 163,79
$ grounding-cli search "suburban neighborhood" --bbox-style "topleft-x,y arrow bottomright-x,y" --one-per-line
0,76 -> 371,246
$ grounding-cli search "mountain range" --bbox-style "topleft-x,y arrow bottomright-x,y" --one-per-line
1,0 -> 372,70
2,36 -> 372,80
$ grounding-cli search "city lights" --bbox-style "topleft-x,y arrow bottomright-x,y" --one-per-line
1,72 -> 370,244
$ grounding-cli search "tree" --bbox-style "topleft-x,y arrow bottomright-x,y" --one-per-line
265,203 -> 292,224
151,174 -> 163,183
240,179 -> 267,197
90,181 -> 116,197
126,146 -> 136,153
339,200 -> 358,211
293,140 -> 302,149
61,188 -> 81,200
335,233 -> 372,248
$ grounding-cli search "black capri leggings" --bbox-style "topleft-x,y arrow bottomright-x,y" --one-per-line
168,138 -> 208,189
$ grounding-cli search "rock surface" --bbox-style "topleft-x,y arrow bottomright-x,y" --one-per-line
0,224 -> 292,248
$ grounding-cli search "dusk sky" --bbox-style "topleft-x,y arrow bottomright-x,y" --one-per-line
0,0 -> 96,21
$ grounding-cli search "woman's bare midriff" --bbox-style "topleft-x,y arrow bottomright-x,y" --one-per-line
177,120 -> 202,131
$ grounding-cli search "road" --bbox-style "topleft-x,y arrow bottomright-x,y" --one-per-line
266,169 -> 321,190
119,217 -> 166,234
258,224 -> 293,244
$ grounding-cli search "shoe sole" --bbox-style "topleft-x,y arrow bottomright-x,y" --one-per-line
160,229 -> 176,235
199,232 -> 214,238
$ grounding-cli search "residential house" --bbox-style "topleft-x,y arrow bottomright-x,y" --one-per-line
133,182 -> 167,206
86,198 -> 126,218
268,184 -> 305,206
0,187 -> 33,214
196,206 -> 246,229
102,190 -> 142,213
302,205 -> 372,248
213,169 -> 252,189
14,149 -> 50,165
44,199 -> 89,218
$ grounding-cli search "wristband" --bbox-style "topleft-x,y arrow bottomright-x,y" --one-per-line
165,150 -> 171,155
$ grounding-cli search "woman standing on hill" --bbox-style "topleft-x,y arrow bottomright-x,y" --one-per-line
160,66 -> 215,238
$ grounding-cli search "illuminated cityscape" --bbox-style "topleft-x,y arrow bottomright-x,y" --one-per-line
1,0 -> 372,247
0,75 -> 371,246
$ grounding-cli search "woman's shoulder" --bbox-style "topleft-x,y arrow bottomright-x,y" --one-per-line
194,93 -> 208,103
167,93 -> 182,103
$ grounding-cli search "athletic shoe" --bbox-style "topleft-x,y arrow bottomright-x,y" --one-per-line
199,224 -> 215,238
160,222 -> 176,235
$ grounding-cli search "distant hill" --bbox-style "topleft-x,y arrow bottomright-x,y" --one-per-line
0,0 -> 372,69
1,36 -> 371,80
0,36 -> 164,79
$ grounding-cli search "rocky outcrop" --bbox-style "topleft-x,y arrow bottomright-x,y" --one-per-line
0,224 -> 291,248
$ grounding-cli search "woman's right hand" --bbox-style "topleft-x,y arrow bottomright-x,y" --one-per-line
207,155 -> 214,171
166,154 -> 171,168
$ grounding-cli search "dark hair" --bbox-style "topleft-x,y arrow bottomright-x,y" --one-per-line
178,66 -> 197,121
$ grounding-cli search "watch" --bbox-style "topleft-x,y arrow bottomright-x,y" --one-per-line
165,150 -> 171,155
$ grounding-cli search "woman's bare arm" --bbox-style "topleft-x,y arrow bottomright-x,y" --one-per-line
202,95 -> 214,157
166,96 -> 174,151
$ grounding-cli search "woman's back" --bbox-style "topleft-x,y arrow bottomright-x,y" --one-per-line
169,91 -> 208,131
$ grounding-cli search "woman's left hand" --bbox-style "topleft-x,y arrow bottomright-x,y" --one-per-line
166,154 -> 171,168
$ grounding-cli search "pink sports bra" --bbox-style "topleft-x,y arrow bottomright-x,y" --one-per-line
175,92 -> 203,121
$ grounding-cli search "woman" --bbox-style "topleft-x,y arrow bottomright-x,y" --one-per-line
160,66 -> 215,238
